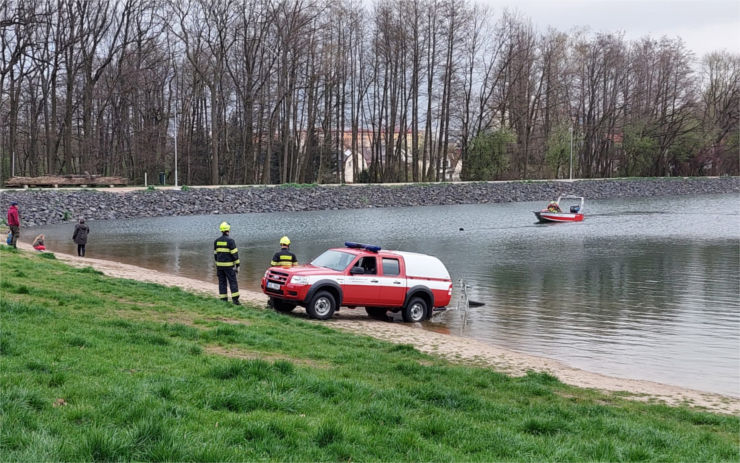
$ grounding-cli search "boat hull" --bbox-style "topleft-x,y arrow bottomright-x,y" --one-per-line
534,211 -> 584,223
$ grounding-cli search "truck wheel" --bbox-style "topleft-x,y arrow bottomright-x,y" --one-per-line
365,307 -> 387,320
402,297 -> 427,323
307,291 -> 336,320
271,298 -> 296,313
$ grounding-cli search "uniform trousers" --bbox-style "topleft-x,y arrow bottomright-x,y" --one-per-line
217,267 -> 239,300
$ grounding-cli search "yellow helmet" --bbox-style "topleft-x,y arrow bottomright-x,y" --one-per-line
219,221 -> 231,232
280,236 -> 291,246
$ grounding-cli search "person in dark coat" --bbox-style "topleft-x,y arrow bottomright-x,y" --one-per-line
73,218 -> 90,257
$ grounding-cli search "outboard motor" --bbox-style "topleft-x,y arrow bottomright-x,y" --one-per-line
570,205 -> 580,213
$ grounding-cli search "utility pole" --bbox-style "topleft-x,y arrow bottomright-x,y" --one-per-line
569,126 -> 574,181
174,112 -> 178,187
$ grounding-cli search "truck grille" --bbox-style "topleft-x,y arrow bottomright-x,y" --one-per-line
266,270 -> 290,284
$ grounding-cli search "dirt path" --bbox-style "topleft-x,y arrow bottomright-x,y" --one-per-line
16,242 -> 740,415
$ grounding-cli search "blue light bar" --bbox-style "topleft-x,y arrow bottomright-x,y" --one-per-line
344,242 -> 381,252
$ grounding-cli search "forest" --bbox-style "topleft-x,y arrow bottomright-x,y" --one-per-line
1,0 -> 738,186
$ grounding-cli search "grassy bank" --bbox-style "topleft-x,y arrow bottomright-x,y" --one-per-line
1,247 -> 738,462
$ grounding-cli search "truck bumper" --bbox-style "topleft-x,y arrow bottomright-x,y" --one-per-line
261,277 -> 309,303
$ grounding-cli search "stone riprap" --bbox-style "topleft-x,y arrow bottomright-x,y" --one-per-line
1,177 -> 737,227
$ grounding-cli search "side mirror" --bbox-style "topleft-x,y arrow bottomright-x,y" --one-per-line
350,266 -> 365,275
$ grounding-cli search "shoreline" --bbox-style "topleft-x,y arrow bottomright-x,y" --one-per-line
1,177 -> 737,227
15,241 -> 740,415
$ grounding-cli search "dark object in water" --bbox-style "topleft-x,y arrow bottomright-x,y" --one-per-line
468,300 -> 485,307
459,227 -> 464,231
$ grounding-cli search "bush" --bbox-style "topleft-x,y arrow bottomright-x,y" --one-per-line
461,129 -> 515,181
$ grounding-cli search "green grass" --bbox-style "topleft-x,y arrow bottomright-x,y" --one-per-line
0,246 -> 738,461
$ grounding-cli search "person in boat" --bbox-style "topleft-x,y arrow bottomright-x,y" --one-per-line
546,201 -> 562,213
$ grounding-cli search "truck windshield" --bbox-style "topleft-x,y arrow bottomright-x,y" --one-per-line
311,250 -> 355,272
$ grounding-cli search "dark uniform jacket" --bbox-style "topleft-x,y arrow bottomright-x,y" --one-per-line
271,248 -> 297,267
214,233 -> 240,267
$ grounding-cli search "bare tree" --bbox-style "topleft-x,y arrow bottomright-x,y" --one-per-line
699,51 -> 739,175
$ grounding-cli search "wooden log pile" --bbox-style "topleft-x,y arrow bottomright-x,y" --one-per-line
4,175 -> 128,188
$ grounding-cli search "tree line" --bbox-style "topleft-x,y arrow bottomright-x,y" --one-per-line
1,0 -> 737,186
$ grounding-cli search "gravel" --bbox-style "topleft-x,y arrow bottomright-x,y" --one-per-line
1,177 -> 737,227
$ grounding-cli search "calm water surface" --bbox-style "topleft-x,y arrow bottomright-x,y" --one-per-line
29,194 -> 740,396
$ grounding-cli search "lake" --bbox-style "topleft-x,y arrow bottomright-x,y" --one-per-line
29,193 -> 740,396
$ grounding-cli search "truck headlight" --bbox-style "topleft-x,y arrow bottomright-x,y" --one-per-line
290,275 -> 309,285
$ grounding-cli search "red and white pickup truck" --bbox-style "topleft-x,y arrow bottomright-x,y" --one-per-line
261,242 -> 453,322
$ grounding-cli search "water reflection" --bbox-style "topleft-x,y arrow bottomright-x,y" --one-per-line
28,194 -> 740,396
459,238 -> 739,395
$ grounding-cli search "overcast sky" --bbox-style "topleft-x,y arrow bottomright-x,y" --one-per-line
482,0 -> 740,60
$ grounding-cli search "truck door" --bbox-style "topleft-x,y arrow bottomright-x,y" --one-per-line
342,256 -> 382,306
377,257 -> 406,305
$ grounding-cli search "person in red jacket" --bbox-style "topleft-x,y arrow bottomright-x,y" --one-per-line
6,201 -> 19,248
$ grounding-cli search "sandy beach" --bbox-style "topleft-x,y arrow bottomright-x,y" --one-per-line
14,241 -> 740,415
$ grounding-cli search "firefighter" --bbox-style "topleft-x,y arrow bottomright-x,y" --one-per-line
270,236 -> 298,268
214,221 -> 241,305
547,201 -> 562,213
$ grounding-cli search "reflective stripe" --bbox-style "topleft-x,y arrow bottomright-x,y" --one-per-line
231,292 -> 239,297
219,294 -> 227,298
234,260 -> 240,265
216,241 -> 228,246
216,262 -> 235,267
270,260 -> 279,266
279,255 -> 293,260
216,247 -> 231,253
276,262 -> 292,267
230,248 -> 239,254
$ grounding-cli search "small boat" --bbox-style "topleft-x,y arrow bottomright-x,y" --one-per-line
534,195 -> 585,223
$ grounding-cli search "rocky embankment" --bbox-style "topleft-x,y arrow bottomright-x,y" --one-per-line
1,177 -> 738,227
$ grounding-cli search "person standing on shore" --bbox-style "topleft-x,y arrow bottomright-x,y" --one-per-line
73,218 -> 89,256
6,201 -> 19,248
270,236 -> 298,267
214,221 -> 241,305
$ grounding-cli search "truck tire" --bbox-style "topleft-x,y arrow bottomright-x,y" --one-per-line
307,290 -> 336,320
271,298 -> 296,313
365,307 -> 387,320
402,297 -> 427,323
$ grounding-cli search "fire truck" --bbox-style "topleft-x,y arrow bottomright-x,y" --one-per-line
261,242 -> 453,322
